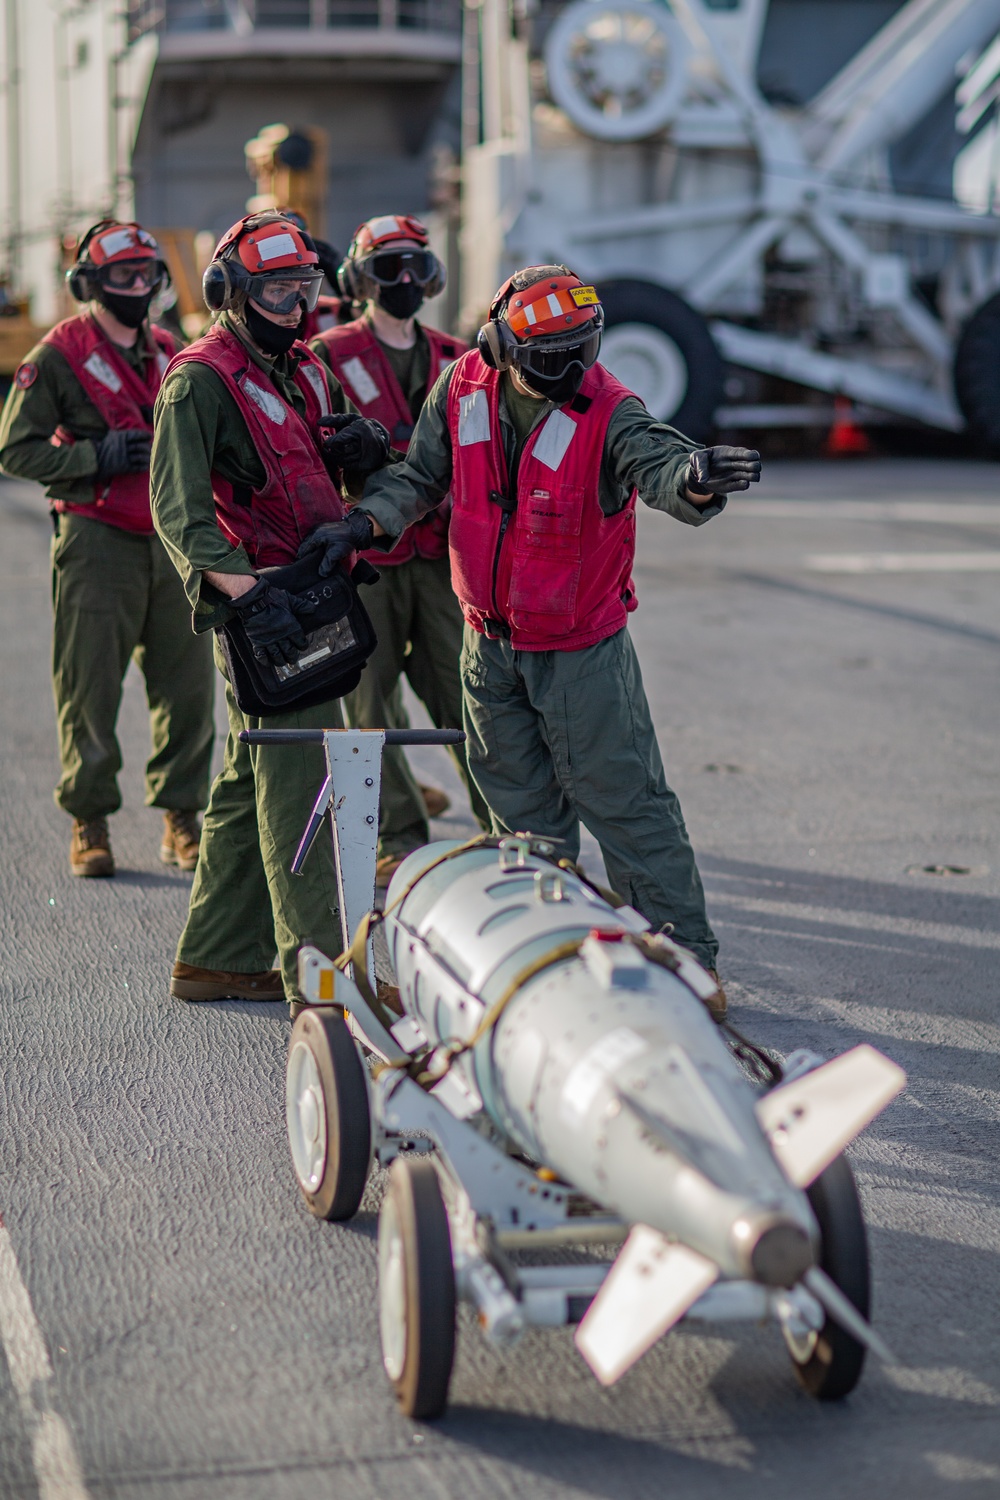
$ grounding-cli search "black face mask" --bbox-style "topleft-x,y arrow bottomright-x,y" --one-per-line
517,363 -> 587,406
244,301 -> 303,356
100,289 -> 154,329
377,282 -> 425,320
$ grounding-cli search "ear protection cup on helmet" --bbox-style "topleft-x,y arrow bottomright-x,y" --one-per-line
202,260 -> 235,312
66,265 -> 94,303
423,255 -> 446,299
336,256 -> 363,302
66,218 -> 116,303
477,318 -> 517,371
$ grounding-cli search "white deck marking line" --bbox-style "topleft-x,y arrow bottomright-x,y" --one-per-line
736,501 -> 1000,522
0,1218 -> 90,1499
803,553 -> 1000,573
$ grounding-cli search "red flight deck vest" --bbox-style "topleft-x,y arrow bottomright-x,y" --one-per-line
43,313 -> 177,535
446,351 -> 639,652
170,322 -> 347,568
313,316 -> 464,566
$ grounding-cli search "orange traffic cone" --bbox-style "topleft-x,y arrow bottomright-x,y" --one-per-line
826,395 -> 870,455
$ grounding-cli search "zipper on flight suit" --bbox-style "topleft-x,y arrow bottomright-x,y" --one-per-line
490,391 -> 552,627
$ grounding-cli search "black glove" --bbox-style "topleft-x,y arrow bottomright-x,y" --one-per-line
94,428 -> 152,480
686,445 -> 761,497
318,412 -> 391,475
296,508 -> 375,577
230,579 -> 318,665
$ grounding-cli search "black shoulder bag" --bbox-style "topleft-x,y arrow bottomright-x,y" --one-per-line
216,554 -> 379,717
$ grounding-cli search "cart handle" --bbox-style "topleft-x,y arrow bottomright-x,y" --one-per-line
239,728 -> 466,746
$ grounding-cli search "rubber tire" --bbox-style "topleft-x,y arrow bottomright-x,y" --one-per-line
788,1154 -> 870,1400
597,278 -> 724,438
287,1009 -> 371,1221
954,292 -> 1000,452
379,1157 -> 456,1420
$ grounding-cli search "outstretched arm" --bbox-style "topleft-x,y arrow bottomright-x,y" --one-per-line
602,397 -> 759,523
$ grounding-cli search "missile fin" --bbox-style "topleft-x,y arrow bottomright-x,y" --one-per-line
803,1267 -> 898,1365
575,1226 -> 717,1385
756,1044 -> 906,1188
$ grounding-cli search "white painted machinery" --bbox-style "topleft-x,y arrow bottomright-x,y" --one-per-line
460,0 -> 1000,444
247,726 -> 907,1421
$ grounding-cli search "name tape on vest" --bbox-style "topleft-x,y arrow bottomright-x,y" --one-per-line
300,362 -> 328,410
83,351 -> 123,395
458,389 -> 490,446
341,356 -> 380,407
243,378 -> 287,426
532,408 -> 578,472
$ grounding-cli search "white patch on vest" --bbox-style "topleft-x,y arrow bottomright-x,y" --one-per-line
83,351 -> 123,394
438,354 -> 456,376
256,232 -> 298,263
458,389 -> 490,446
341,356 -> 380,407
155,350 -> 169,378
300,362 -> 327,409
243,378 -> 287,425
532,408 -> 577,471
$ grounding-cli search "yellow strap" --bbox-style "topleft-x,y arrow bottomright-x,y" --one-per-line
415,937 -> 585,1087
556,857 -> 625,909
331,834 -> 497,1036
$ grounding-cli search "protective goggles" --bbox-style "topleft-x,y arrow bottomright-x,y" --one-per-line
361,249 -> 439,286
97,260 -> 165,292
512,325 -> 603,383
244,270 -> 324,314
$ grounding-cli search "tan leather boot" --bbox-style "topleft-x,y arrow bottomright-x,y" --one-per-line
705,970 -> 728,1024
160,811 -> 202,872
70,817 -> 114,878
170,963 -> 285,1001
375,854 -> 407,890
419,783 -> 451,818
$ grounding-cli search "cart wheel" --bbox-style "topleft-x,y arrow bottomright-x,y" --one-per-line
286,1008 -> 371,1220
378,1156 -> 456,1419
784,1153 -> 870,1400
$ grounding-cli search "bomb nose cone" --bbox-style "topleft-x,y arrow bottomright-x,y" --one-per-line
733,1217 -> 814,1287
751,1223 -> 814,1287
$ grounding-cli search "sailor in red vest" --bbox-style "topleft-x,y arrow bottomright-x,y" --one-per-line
149,210 -> 391,1007
0,220 -> 216,879
309,214 -> 489,885
341,266 -> 762,1017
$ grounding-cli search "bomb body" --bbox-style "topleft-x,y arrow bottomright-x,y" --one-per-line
385,840 -> 815,1285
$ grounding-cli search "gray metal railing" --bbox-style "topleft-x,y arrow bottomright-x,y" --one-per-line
127,0 -> 461,39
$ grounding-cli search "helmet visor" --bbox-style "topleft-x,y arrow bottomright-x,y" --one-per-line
514,326 -> 602,384
246,270 -> 324,315
98,259 -> 164,292
363,249 -> 438,286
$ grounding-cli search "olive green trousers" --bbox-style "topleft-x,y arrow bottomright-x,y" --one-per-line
460,625 -> 718,970
175,646 -> 345,1000
50,512 -> 215,822
343,556 -> 489,857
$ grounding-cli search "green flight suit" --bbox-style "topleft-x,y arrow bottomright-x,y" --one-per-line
310,323 -> 488,859
0,318 -> 215,822
357,366 -> 724,970
150,313 -> 355,999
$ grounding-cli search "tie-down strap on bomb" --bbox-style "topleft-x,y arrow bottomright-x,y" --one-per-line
328,833 -> 775,1090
